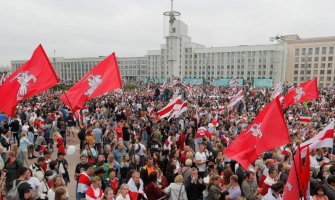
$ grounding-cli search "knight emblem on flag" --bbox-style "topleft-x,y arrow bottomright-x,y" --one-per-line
84,74 -> 102,97
246,123 -> 262,138
11,71 -> 37,100
294,87 -> 305,103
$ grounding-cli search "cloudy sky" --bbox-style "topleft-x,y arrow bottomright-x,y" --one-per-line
1,0 -> 335,66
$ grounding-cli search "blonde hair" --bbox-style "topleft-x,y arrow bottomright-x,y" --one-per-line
53,131 -> 62,141
174,175 -> 184,183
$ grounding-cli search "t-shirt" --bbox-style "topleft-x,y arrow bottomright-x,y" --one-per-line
14,179 -> 32,199
195,151 -> 207,172
228,186 -> 241,200
92,128 -> 103,143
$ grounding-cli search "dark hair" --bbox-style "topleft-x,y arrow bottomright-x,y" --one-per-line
57,152 -> 65,157
271,181 -> 284,192
148,171 -> 158,182
327,175 -> 335,185
18,167 -> 29,176
37,157 -> 45,163
49,160 -> 58,170
268,168 -> 277,175
314,185 -> 326,195
329,165 -> 335,175
245,171 -> 255,178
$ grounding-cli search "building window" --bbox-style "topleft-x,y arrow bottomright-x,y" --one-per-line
295,48 -> 300,56
294,70 -> 298,75
315,47 -> 320,55
314,57 -> 319,62
300,77 -> 304,81
322,57 -> 326,61
320,70 -> 325,74
300,70 -> 305,75
302,48 -> 306,55
329,47 -> 334,54
306,70 -> 311,74
327,70 -> 332,74
294,64 -> 299,69
322,47 -> 327,54
313,70 -> 318,75
329,56 -> 333,61
328,63 -> 332,68
308,48 -> 313,55
320,77 -> 324,81
294,77 -> 298,81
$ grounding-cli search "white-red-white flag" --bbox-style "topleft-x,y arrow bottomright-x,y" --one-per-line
147,107 -> 154,116
300,121 -> 334,157
271,82 -> 283,100
227,90 -> 244,109
299,116 -> 312,124
163,136 -> 172,150
157,95 -> 182,119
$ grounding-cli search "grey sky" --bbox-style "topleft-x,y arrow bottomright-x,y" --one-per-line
1,0 -> 335,66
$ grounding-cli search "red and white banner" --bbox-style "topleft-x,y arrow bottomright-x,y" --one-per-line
169,100 -> 188,120
147,107 -> 154,116
300,121 -> 334,157
271,82 -> 283,100
157,95 -> 182,119
227,90 -> 244,109
161,83 -> 168,89
298,116 -> 312,124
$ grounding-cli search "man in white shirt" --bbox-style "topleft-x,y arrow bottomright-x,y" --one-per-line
195,143 -> 207,178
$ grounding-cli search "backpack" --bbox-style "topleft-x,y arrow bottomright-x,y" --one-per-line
7,180 -> 25,200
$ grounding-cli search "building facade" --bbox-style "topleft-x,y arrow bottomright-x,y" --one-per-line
283,35 -> 335,88
12,56 -> 148,83
10,4 -> 335,87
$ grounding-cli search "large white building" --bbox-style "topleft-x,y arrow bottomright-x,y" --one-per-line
11,2 -> 335,87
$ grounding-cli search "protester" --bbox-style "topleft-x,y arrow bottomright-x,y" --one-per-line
0,80 -> 334,200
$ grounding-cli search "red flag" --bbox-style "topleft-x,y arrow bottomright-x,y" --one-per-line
283,79 -> 319,108
60,53 -> 122,112
301,147 -> 310,200
283,146 -> 310,200
224,97 -> 290,168
283,148 -> 302,200
0,45 -> 59,116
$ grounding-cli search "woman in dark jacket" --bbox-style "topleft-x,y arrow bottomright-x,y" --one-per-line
144,171 -> 165,200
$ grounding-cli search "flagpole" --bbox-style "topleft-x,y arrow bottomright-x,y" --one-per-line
62,90 -> 75,114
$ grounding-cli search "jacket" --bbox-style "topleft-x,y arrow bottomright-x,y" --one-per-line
207,184 -> 221,200
185,176 -> 206,200
164,183 -> 188,200
323,183 -> 335,200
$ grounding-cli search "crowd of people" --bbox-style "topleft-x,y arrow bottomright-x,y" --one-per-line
0,82 -> 334,200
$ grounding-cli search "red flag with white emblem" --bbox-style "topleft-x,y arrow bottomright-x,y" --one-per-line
60,53 -> 122,112
283,79 -> 319,108
0,45 -> 59,116
224,97 -> 290,168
